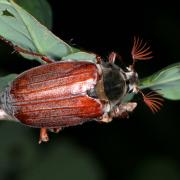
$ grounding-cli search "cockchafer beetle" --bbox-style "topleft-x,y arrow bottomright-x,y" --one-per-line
0,36 -> 163,143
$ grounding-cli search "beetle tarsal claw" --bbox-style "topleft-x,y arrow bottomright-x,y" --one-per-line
39,128 -> 49,144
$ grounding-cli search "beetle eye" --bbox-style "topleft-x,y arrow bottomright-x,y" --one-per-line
126,80 -> 134,93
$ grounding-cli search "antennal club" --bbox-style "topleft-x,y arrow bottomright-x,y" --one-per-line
139,91 -> 164,113
131,36 -> 153,65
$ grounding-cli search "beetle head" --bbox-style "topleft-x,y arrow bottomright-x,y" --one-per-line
110,37 -> 163,113
130,37 -> 164,112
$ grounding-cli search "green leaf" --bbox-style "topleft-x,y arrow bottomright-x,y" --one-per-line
15,0 -> 53,29
62,52 -> 97,63
0,73 -> 17,92
139,63 -> 180,100
0,0 -> 78,64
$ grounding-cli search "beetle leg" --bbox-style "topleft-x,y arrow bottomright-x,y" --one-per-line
48,128 -> 62,133
100,113 -> 113,123
39,128 -> 49,144
110,102 -> 137,119
0,35 -> 54,64
108,52 -> 117,63
108,52 -> 124,64
14,46 -> 55,63
96,55 -> 102,64
100,102 -> 137,123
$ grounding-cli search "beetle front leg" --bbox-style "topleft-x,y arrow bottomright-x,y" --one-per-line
39,128 -> 49,144
108,52 -> 123,64
100,102 -> 137,123
110,102 -> 137,119
108,52 -> 117,63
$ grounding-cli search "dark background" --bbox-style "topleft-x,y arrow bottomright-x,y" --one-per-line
0,1 -> 180,180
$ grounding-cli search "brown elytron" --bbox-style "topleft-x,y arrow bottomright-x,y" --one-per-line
10,61 -> 103,127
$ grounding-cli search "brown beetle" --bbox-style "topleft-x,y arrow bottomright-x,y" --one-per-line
0,37 -> 163,143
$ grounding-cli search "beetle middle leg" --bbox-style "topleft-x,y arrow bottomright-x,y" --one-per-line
38,128 -> 62,144
39,128 -> 49,144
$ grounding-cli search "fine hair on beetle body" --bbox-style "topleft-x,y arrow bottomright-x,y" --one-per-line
0,36 -> 163,143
